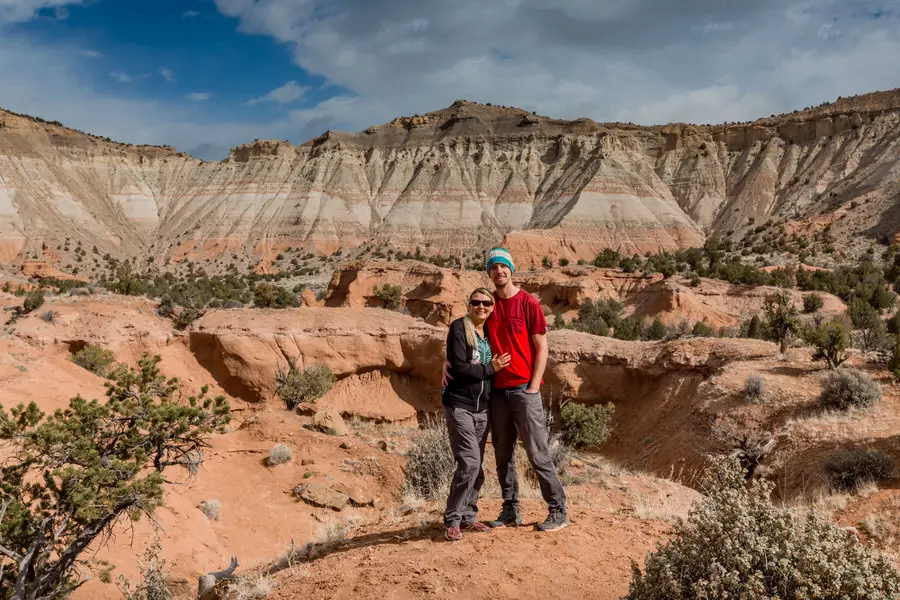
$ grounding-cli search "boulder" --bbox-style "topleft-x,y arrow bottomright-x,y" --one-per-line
331,482 -> 375,507
292,483 -> 350,511
312,406 -> 349,436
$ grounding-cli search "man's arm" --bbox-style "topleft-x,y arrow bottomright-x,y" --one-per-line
526,332 -> 548,393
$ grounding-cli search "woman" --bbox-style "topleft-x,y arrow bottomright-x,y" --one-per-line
442,287 -> 511,541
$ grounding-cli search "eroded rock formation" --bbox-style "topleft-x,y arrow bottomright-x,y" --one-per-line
1,90 -> 898,269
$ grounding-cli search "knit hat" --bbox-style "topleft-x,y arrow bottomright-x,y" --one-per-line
485,247 -> 515,273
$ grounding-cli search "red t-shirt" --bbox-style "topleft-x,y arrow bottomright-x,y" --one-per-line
486,289 -> 548,389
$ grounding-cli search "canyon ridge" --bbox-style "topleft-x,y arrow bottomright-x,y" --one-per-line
1,89 -> 898,274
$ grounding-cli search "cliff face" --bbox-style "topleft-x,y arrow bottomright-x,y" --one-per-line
1,90 -> 899,269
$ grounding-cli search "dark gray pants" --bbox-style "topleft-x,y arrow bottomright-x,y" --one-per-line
490,386 -> 566,512
443,405 -> 489,527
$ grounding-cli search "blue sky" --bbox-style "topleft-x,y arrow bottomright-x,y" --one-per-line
0,0 -> 899,160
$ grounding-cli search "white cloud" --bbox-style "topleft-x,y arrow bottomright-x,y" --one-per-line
215,0 -> 900,133
183,10 -> 200,18
247,80 -> 307,105
0,0 -> 81,24
109,71 -> 132,83
187,92 -> 211,102
77,48 -> 102,58
158,67 -> 176,83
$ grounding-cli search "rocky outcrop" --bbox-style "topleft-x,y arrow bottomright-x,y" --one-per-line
323,260 -> 846,328
187,307 -> 444,404
544,329 -> 777,402
2,90 -> 899,268
324,259 -> 490,325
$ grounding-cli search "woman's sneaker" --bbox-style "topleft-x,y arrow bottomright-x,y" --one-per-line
536,508 -> 570,532
445,526 -> 463,541
489,505 -> 523,528
462,521 -> 491,533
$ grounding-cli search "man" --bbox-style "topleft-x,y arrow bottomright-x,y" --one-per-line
446,247 -> 569,532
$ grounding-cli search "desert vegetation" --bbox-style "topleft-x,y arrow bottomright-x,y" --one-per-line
275,362 -> 335,411
627,456 -> 900,599
0,354 -> 230,599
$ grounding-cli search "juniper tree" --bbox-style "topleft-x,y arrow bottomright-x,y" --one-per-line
0,354 -> 230,600
763,289 -> 799,353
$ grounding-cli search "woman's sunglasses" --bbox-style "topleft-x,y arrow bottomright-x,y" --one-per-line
470,299 -> 494,308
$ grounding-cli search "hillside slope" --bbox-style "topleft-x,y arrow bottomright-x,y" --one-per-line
1,89 -> 898,269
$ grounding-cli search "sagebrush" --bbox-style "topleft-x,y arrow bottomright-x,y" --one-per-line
402,414 -> 454,501
200,499 -> 221,521
744,375 -> 766,403
275,362 -> 335,410
818,368 -> 881,411
117,537 -> 171,600
626,455 -> 900,599
267,443 -> 293,466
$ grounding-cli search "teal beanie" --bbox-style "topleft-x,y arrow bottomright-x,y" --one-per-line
485,247 -> 515,273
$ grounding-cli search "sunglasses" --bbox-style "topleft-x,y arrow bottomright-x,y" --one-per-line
470,299 -> 494,308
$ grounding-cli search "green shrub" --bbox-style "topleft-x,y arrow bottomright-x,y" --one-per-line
558,258 -> 569,266
593,248 -> 621,268
613,316 -> 644,341
157,295 -> 174,318
803,292 -> 824,313
887,311 -> 900,334
744,314 -> 763,339
173,306 -> 204,330
559,402 -> 614,449
403,415 -> 454,501
253,283 -> 300,308
275,362 -> 335,410
70,345 -> 116,377
691,321 -> 713,337
23,289 -> 44,313
818,368 -> 881,411
574,298 -> 623,336
825,449 -> 894,492
626,455 -> 900,599
645,318 -> 668,340
803,320 -> 850,369
372,284 -> 402,310
848,297 -> 878,330
890,337 -> 900,380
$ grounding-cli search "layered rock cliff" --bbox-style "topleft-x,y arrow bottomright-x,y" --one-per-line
1,89 -> 898,270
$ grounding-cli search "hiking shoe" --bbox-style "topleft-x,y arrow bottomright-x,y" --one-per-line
445,526 -> 463,541
489,505 -> 523,528
462,521 -> 491,533
536,509 -> 570,532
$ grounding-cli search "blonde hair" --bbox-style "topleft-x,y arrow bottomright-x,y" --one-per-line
464,287 -> 495,349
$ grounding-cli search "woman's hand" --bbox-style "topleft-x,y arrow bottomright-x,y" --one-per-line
491,353 -> 511,371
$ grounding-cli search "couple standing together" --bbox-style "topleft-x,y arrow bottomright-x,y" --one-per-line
441,248 -> 568,542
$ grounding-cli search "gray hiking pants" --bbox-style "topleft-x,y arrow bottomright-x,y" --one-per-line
490,385 -> 566,512
443,405 -> 489,527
